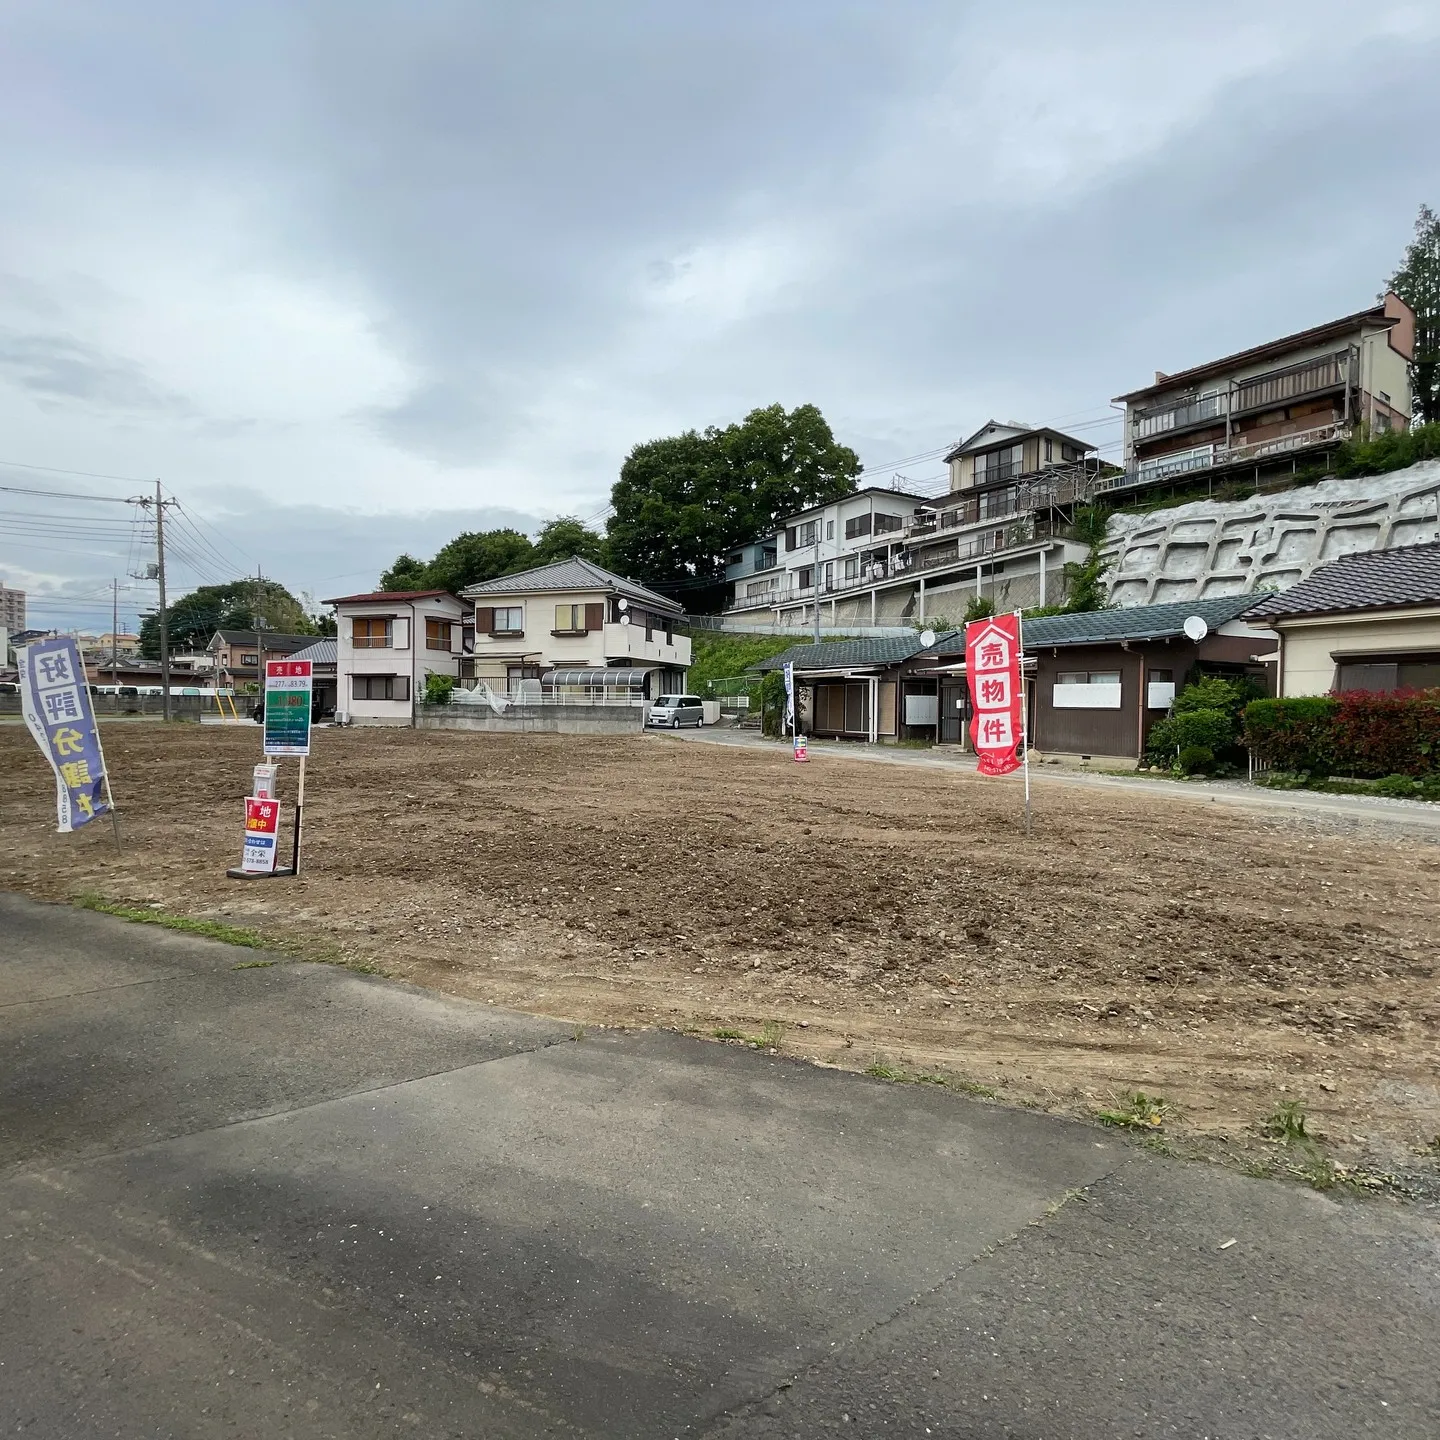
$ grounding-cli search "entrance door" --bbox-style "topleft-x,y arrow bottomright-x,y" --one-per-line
940,681 -> 967,743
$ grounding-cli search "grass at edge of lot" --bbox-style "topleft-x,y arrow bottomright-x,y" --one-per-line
70,893 -> 388,976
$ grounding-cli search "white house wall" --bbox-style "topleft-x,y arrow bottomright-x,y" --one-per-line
1102,461 -> 1440,607
337,597 -> 464,724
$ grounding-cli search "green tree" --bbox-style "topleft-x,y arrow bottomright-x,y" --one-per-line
138,578 -> 316,659
1387,203 -> 1440,424
379,554 -> 429,591
423,528 -> 536,594
531,516 -> 608,567
607,402 -> 861,611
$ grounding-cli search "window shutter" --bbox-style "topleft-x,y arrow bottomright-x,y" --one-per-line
475,606 -> 494,634
393,616 -> 410,649
351,675 -> 366,700
584,602 -> 604,631
450,622 -> 461,652
785,527 -> 797,551
394,675 -> 410,701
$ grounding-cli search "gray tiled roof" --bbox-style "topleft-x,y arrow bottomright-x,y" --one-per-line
1022,594 -> 1261,648
288,638 -> 337,666
752,633 -> 951,673
1243,541 -> 1440,620
209,630 -> 318,650
459,558 -> 683,614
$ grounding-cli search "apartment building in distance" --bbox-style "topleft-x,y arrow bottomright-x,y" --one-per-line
725,429 -> 1106,627
0,581 -> 25,634
1107,292 -> 1415,502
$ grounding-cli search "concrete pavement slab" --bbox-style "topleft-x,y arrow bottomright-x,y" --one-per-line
0,893 -> 570,1170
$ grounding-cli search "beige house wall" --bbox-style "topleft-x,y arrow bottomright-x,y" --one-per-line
337,596 -> 464,723
1277,607 -> 1440,697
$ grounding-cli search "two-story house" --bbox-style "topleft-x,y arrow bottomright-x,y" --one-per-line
325,589 -> 466,724
207,629 -> 318,690
1109,293 -> 1415,500
458,558 -> 691,697
725,431 -> 1103,628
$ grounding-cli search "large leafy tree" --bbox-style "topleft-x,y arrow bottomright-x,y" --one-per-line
1387,203 -> 1440,424
606,402 -> 861,610
138,578 -> 316,658
531,515 -> 608,567
378,554 -> 429,590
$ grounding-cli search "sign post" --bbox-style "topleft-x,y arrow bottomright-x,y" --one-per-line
965,613 -> 1031,833
17,636 -> 121,847
228,658 -> 312,880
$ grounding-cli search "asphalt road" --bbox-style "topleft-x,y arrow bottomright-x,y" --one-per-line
3,893 -> 1437,1438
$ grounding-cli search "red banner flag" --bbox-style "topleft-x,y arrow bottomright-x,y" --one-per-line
966,613 -> 1025,777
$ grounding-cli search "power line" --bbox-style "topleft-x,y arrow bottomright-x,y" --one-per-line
0,459 -> 153,485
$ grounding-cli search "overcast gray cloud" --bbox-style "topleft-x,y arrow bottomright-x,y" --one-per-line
1,0 -> 1437,632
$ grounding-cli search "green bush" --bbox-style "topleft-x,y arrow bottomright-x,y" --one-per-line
424,673 -> 456,705
1242,696 -> 1338,773
1172,675 -> 1259,721
1334,421 -> 1440,478
1146,707 -> 1234,764
1176,744 -> 1214,775
1374,773 -> 1421,798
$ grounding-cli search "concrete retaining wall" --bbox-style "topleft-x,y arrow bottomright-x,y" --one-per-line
418,703 -> 646,735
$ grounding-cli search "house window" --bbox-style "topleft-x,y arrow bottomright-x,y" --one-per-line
727,552 -> 743,566
745,579 -> 776,597
797,566 -> 814,590
352,674 -> 410,701
844,514 -> 872,540
975,443 -> 1023,483
826,520 -> 835,540
1044,437 -> 1054,462
425,617 -> 453,651
240,652 -> 259,667
1052,669 -> 1122,710
823,561 -> 834,590
554,602 -> 604,633
844,556 -> 858,580
873,513 -> 902,534
1061,442 -> 1083,462
490,606 -> 524,635
506,664 -> 541,688
352,617 -> 391,649
797,520 -> 819,547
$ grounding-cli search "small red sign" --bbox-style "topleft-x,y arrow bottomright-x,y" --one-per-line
966,613 -> 1025,777
266,659 -> 313,680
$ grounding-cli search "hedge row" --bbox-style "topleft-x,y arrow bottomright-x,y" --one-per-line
1242,691 -> 1440,777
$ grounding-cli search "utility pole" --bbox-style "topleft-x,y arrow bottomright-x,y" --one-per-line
111,578 -> 119,680
156,480 -> 171,720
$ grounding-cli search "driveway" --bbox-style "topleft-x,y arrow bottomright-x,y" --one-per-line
679,726 -> 1440,838
3,893 -> 1436,1438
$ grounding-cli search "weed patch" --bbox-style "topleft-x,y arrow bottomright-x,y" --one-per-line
1095,1090 -> 1170,1130
75,895 -> 268,949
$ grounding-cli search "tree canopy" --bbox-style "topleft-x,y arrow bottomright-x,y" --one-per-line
138,578 -> 317,659
377,516 -> 607,595
605,402 -> 861,612
1387,203 -> 1440,424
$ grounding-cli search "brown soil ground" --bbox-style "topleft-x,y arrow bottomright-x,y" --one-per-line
4,723 -> 1438,1190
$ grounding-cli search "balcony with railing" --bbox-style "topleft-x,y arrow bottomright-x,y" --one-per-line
1098,420 -> 1352,493
1131,349 -> 1351,442
903,466 -> 1096,540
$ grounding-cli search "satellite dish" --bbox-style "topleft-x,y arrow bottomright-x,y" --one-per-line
1183,615 -> 1208,642
919,629 -> 937,648
617,598 -> 628,612
620,613 -> 631,625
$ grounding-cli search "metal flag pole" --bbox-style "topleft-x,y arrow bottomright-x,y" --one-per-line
1018,611 -> 1032,837
291,755 -> 306,875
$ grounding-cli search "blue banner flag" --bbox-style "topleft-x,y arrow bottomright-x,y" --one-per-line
18,637 -> 113,832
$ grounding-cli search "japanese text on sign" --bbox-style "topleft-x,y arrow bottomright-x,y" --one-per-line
18,637 -> 113,832
262,658 -> 313,756
965,613 -> 1025,777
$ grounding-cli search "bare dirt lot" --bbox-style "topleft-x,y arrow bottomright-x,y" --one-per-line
4,722 -> 1438,1190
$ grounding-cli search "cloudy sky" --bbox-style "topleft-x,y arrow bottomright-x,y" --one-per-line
2,0 -> 1437,634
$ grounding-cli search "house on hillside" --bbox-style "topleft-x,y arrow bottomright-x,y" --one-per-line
459,558 -> 691,699
1109,293 -> 1415,503
1244,541 -> 1440,697
724,428 -> 1112,631
325,589 -> 465,724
